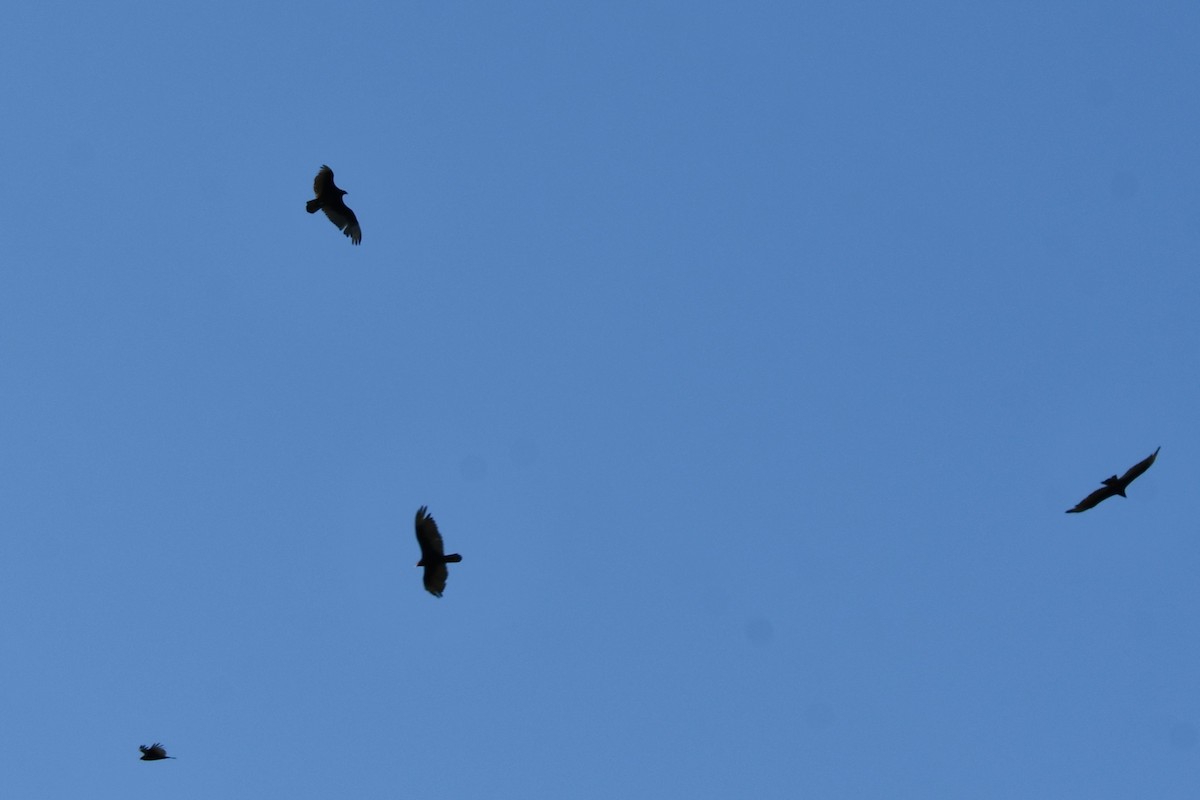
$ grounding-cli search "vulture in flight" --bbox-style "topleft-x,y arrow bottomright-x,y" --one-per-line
415,505 -> 462,597
1066,446 -> 1160,513
306,165 -> 361,245
139,743 -> 175,761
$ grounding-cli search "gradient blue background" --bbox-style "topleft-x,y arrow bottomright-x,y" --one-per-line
3,2 -> 1199,797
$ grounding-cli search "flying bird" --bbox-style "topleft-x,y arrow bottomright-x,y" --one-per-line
1066,446 -> 1160,513
306,165 -> 361,245
415,506 -> 462,597
139,743 -> 175,761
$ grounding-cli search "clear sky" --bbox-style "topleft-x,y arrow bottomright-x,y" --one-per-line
2,2 -> 1199,798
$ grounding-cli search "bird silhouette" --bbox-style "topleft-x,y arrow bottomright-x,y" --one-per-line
415,506 -> 462,597
306,165 -> 361,245
1066,446 -> 1160,513
139,743 -> 175,760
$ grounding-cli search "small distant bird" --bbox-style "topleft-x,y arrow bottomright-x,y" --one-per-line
306,165 -> 361,245
1066,446 -> 1160,513
139,743 -> 175,761
415,506 -> 462,597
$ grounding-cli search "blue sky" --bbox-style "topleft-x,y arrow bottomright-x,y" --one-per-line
2,2 -> 1200,797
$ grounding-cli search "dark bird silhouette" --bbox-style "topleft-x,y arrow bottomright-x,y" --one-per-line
306,165 -> 361,245
1066,446 -> 1160,513
139,743 -> 175,761
415,506 -> 462,597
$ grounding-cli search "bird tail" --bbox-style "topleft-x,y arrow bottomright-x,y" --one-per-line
306,199 -> 321,213
444,554 -> 463,563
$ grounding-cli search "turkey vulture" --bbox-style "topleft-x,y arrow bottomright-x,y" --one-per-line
306,165 -> 361,245
415,506 -> 462,597
1066,446 -> 1160,513
139,743 -> 175,760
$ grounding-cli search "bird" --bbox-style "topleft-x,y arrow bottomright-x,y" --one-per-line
1066,446 -> 1160,513
306,165 -> 361,245
415,506 -> 462,597
139,743 -> 175,761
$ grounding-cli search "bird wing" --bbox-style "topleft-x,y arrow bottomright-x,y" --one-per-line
313,165 -> 335,195
423,561 -> 449,597
1118,446 -> 1160,487
415,506 -> 447,561
1067,483 -> 1119,513
321,200 -> 362,244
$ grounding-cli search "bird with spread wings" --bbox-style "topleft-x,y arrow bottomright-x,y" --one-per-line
415,506 -> 462,597
139,743 -> 175,761
1066,446 -> 1160,513
306,165 -> 362,245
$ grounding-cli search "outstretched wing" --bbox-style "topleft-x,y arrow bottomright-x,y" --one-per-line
322,199 -> 362,245
1118,446 -> 1160,487
415,506 -> 447,561
423,561 -> 450,597
313,165 -> 336,195
1066,483 -> 1119,513
140,743 -> 169,759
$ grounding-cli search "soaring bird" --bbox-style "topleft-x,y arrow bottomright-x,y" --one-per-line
306,165 -> 361,245
139,743 -> 175,761
415,506 -> 462,597
1066,446 -> 1160,513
